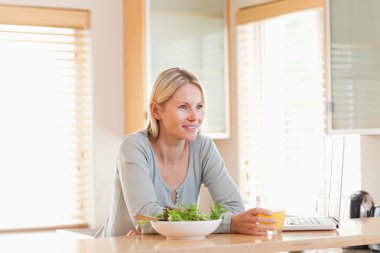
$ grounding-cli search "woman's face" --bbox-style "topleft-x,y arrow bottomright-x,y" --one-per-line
156,82 -> 205,142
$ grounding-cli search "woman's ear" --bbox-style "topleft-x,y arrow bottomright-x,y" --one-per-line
150,102 -> 161,120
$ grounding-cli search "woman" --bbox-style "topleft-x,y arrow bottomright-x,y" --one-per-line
96,68 -> 275,237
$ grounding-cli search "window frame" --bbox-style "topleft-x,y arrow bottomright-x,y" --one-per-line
0,4 -> 91,232
0,5 -> 89,29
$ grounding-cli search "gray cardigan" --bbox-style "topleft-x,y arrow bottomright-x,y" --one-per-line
96,130 -> 244,237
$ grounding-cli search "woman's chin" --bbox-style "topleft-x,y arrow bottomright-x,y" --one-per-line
182,130 -> 199,141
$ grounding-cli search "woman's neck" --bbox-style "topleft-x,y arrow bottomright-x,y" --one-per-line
149,135 -> 187,164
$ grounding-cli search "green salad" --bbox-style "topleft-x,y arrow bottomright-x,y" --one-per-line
156,203 -> 227,222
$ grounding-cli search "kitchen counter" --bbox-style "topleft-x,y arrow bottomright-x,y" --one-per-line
1,217 -> 380,253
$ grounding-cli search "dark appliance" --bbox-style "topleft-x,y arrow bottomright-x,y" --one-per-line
349,190 -> 380,251
349,190 -> 374,218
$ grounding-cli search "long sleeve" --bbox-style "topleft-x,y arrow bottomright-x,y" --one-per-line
200,136 -> 245,233
100,132 -> 166,236
116,134 -> 164,234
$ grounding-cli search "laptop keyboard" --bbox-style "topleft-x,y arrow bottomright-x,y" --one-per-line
285,217 -> 325,225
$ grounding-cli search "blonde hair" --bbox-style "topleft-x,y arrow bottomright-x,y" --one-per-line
146,68 -> 206,138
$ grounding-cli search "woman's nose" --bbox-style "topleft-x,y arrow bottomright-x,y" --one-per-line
187,108 -> 197,121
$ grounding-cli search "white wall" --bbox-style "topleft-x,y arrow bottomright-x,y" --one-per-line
0,0 -> 124,228
88,0 -> 123,229
361,136 -> 380,204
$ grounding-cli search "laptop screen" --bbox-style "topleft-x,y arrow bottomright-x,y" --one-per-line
327,138 -> 345,224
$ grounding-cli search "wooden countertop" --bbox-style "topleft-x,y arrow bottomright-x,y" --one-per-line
1,217 -> 380,253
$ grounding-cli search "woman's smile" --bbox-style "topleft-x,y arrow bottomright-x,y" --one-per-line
183,124 -> 198,132
157,82 -> 205,141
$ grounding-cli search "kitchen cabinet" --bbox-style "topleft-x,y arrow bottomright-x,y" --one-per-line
327,0 -> 380,134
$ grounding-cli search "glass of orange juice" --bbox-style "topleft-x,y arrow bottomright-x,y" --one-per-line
258,209 -> 285,235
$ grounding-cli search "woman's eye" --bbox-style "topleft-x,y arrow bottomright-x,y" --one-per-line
178,105 -> 187,110
197,104 -> 203,110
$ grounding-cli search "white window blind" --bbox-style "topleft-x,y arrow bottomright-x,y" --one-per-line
0,9 -> 91,230
237,7 -> 327,215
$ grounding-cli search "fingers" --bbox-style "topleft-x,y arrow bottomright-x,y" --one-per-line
249,207 -> 273,216
256,216 -> 277,224
244,220 -> 274,231
247,208 -> 277,225
245,208 -> 276,224
257,224 -> 275,231
238,217 -> 275,236
231,208 -> 278,235
126,229 -> 141,236
238,208 -> 277,235
242,224 -> 272,236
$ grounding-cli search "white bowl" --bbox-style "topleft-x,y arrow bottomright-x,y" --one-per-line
151,219 -> 222,240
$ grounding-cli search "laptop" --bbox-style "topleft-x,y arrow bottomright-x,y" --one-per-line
283,138 -> 345,231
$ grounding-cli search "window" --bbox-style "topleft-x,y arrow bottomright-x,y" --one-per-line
237,0 -> 364,218
0,6 -> 91,230
237,1 -> 328,215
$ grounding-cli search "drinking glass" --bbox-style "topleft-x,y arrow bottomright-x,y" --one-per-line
259,209 -> 285,235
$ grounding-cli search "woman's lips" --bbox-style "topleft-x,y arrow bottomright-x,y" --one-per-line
183,125 -> 198,131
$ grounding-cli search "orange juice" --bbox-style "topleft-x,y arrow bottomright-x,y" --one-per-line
258,209 -> 285,231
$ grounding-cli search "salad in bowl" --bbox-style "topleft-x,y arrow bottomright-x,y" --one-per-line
147,203 -> 227,240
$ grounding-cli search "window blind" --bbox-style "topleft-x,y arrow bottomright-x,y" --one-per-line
0,7 -> 91,230
237,7 -> 327,215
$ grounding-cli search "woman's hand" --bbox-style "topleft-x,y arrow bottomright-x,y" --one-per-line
230,207 -> 276,235
126,229 -> 141,236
